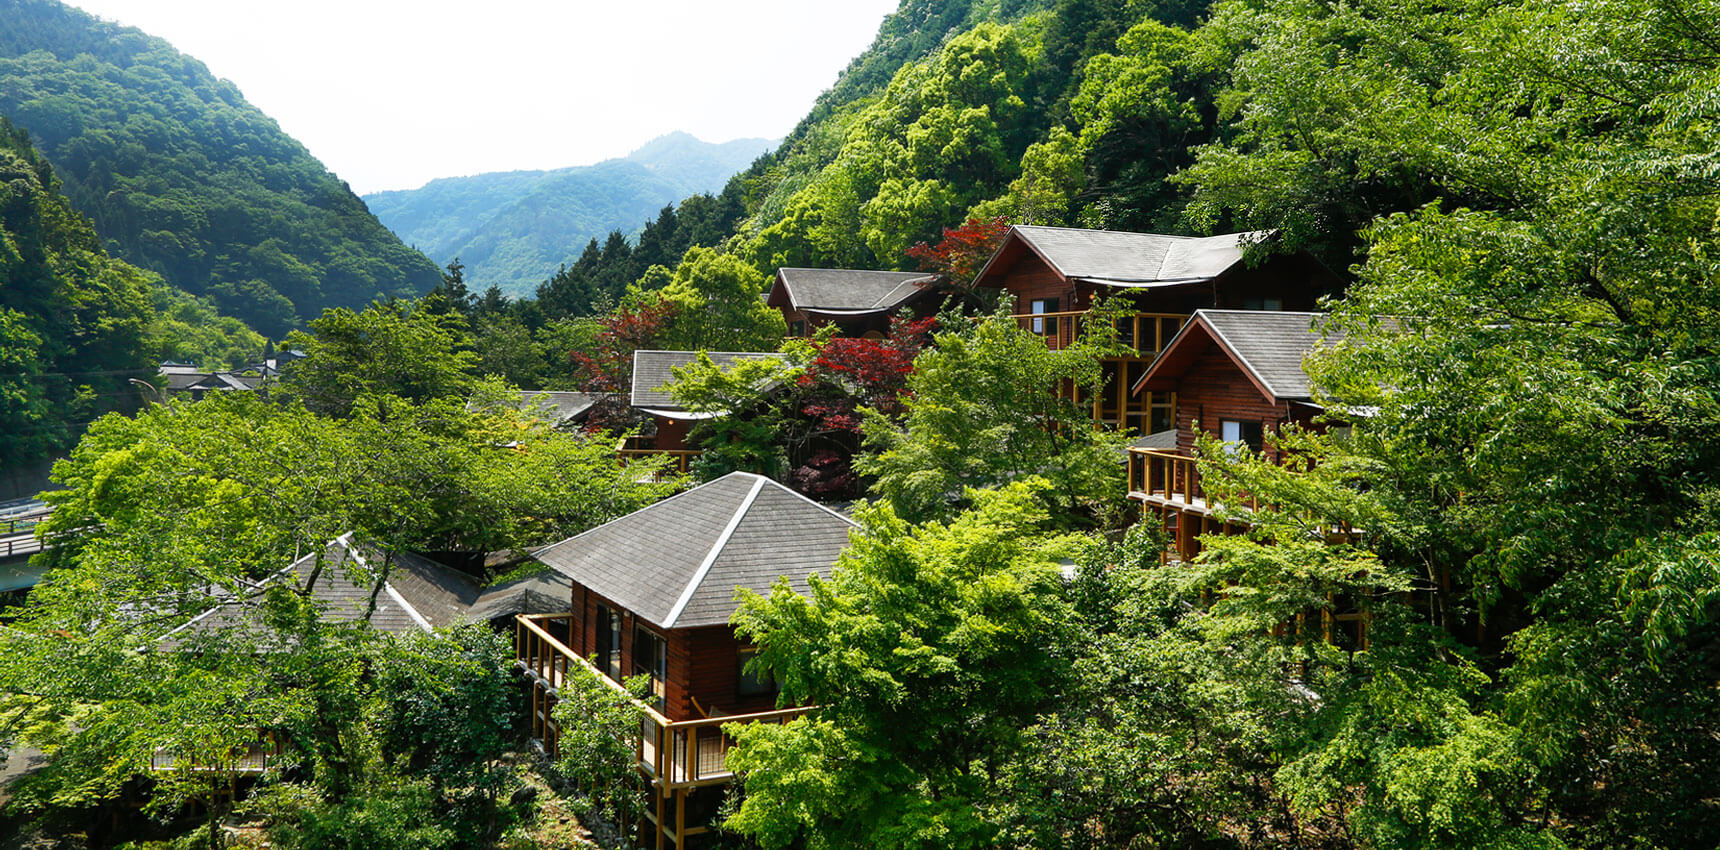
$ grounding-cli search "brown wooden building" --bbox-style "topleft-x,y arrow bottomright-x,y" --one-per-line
1125,310 -> 1343,561
516,471 -> 858,847
767,267 -> 936,339
970,225 -> 1341,433
626,350 -> 789,471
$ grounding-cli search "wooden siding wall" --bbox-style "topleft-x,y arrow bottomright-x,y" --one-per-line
566,582 -> 771,723
652,416 -> 694,453
1174,346 -> 1291,461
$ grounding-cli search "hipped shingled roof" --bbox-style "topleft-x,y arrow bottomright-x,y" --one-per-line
769,268 -> 934,315
533,472 -> 859,630
974,225 -> 1273,289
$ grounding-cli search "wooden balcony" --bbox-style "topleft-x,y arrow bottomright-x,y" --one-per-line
618,449 -> 701,479
515,614 -> 810,791
1011,310 -> 1187,357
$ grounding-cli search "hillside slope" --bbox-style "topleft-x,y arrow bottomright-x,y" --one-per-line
364,133 -> 773,297
0,0 -> 442,338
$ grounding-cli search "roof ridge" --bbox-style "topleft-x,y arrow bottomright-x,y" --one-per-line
661,474 -> 768,627
344,537 -> 434,632
531,472 -> 763,560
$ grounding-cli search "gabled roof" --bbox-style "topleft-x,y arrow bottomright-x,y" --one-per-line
1133,310 -> 1332,403
630,350 -> 789,415
972,225 -> 1273,289
769,268 -> 934,315
534,472 -> 858,629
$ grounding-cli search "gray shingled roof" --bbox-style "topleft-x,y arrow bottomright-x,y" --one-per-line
469,570 -> 573,622
631,350 -> 789,412
1003,226 -> 1270,287
1183,310 -> 1331,401
775,268 -> 932,314
165,536 -> 488,643
533,472 -> 859,629
511,390 -> 603,426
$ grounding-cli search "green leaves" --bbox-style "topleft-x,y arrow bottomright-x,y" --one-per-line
726,484 -> 1074,850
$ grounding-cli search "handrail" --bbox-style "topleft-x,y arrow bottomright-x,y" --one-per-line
617,448 -> 701,476
515,613 -> 813,790
1008,309 -> 1188,355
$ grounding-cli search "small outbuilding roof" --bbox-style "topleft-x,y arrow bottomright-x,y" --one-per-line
973,225 -> 1273,289
630,350 -> 789,415
533,472 -> 859,630
768,268 -> 934,316
1133,309 -> 1333,403
510,390 -> 604,426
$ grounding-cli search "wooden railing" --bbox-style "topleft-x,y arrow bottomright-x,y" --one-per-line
149,736 -> 278,774
1128,447 -> 1204,507
1011,310 -> 1187,356
618,449 -> 702,478
515,613 -> 812,791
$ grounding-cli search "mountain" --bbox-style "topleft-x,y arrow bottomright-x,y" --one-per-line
0,0 -> 443,338
364,133 -> 775,297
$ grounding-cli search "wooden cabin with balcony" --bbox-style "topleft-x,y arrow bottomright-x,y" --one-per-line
516,471 -> 858,848
626,350 -> 789,470
768,267 -> 937,339
969,225 -> 1340,433
1125,309 -> 1343,562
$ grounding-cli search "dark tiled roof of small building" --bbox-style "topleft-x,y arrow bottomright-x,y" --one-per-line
1130,429 -> 1180,450
533,472 -> 858,629
469,570 -> 573,622
773,268 -> 933,314
510,390 -> 603,425
987,226 -> 1271,287
630,350 -> 789,411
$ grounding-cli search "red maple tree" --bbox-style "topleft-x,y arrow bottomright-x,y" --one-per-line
906,216 -> 1012,288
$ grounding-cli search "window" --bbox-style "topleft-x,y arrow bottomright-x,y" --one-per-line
1220,419 -> 1263,453
1030,298 -> 1057,334
633,625 -> 668,709
595,604 -> 623,681
736,647 -> 776,697
1241,296 -> 1283,311
789,319 -> 807,337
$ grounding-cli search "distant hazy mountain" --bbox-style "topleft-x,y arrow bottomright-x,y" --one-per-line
364,132 -> 775,297
0,0 -> 443,338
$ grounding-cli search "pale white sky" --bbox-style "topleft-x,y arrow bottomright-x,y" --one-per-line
63,0 -> 899,194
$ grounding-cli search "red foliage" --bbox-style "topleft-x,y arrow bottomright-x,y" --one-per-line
906,216 -> 1012,286
797,315 -> 936,433
568,297 -> 678,393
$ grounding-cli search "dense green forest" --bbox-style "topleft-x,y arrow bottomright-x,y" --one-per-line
3,0 -> 1719,845
363,133 -> 774,298
0,117 -> 261,471
0,0 -> 442,338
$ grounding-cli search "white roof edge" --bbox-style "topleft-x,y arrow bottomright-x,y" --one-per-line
343,534 -> 434,632
662,474 -> 768,628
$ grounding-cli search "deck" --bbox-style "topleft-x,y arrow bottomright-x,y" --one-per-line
516,613 -> 811,848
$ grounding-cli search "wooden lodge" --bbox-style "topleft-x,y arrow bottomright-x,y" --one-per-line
970,225 -> 1340,433
515,471 -> 858,848
767,267 -> 936,339
1124,309 -> 1344,562
625,350 -> 789,470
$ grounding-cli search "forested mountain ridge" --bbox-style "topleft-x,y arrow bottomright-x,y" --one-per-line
0,0 -> 442,339
0,116 -> 262,473
363,133 -> 774,298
